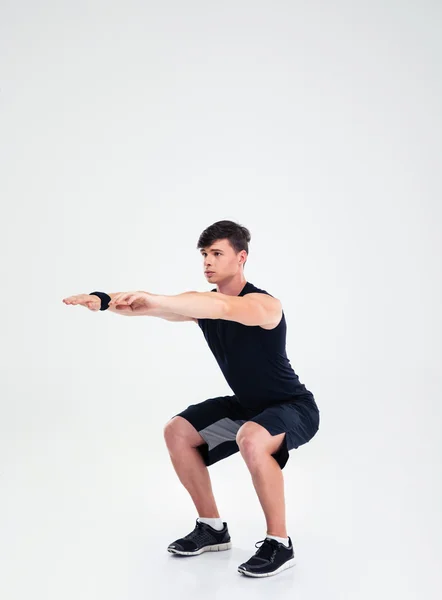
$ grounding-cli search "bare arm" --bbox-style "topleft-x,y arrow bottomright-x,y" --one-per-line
106,293 -> 197,322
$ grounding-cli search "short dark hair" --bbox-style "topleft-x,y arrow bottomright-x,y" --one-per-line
197,220 -> 251,258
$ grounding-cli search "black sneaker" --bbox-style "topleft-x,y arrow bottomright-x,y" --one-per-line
237,537 -> 295,577
167,519 -> 232,556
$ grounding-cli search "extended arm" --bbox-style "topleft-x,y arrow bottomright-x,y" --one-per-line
114,291 -> 282,327
106,292 -> 197,322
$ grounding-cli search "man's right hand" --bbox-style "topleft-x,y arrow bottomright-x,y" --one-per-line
63,294 -> 102,311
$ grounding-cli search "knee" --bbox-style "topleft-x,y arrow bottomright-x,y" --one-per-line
163,416 -> 201,450
236,422 -> 264,458
163,417 -> 186,448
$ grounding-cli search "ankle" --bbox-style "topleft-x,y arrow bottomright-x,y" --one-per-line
266,533 -> 290,547
197,516 -> 224,531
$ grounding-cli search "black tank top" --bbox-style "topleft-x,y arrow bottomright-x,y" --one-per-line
197,281 -> 311,409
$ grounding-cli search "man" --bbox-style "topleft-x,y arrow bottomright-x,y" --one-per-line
63,219 -> 320,578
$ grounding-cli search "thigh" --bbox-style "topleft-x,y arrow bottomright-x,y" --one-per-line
172,395 -> 248,467
249,399 -> 320,469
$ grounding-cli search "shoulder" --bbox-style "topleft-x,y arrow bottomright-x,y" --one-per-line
243,283 -> 279,305
245,292 -> 282,314
242,284 -> 283,329
244,282 -> 272,296
240,293 -> 283,330
245,292 -> 279,304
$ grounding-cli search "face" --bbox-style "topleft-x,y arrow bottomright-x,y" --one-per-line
200,239 -> 246,282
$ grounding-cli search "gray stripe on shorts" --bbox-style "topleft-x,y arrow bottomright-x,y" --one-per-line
199,417 -> 247,451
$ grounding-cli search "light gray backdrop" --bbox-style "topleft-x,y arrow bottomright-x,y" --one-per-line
0,1 -> 441,599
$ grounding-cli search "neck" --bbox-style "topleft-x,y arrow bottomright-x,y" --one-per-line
216,274 -> 248,296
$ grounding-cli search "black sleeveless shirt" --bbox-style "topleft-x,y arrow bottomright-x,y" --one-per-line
197,281 -> 311,409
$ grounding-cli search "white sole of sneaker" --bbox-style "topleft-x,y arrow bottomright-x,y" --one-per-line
237,557 -> 296,577
168,541 -> 232,556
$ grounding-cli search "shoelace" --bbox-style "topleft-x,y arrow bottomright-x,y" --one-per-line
182,520 -> 213,541
253,538 -> 280,562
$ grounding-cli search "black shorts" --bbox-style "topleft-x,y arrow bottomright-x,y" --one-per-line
172,393 -> 320,470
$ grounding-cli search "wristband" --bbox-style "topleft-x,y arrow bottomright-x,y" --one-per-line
89,291 -> 111,311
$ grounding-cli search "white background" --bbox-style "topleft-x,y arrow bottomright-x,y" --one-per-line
1,1 -> 441,599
